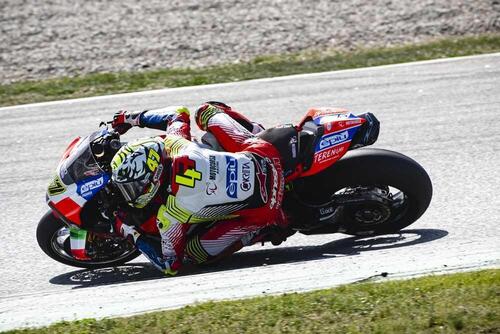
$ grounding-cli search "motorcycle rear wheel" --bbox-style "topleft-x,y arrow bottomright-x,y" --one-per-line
295,148 -> 432,236
36,210 -> 141,269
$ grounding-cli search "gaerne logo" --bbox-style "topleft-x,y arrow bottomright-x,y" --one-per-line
226,156 -> 238,198
319,130 -> 349,150
241,161 -> 251,191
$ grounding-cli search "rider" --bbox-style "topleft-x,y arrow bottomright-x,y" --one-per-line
110,102 -> 287,275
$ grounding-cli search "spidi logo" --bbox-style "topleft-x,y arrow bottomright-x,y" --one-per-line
319,131 -> 349,150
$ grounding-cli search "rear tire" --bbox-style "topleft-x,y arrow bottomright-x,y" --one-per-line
36,210 -> 141,269
296,148 -> 432,235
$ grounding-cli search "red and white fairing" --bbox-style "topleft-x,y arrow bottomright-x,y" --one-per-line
46,131 -> 112,260
46,136 -> 86,226
298,107 -> 365,177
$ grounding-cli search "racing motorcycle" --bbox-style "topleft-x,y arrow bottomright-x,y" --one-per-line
37,108 -> 432,269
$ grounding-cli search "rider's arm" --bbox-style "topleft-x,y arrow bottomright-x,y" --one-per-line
112,106 -> 191,139
164,107 -> 191,140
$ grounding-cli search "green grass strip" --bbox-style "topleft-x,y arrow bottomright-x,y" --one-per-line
1,34 -> 500,107
5,269 -> 499,334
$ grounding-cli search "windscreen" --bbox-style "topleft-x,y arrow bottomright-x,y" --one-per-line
60,131 -> 106,184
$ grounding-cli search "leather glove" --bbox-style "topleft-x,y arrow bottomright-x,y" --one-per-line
111,110 -> 142,134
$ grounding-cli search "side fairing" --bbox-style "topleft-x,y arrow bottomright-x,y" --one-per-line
48,171 -> 110,226
46,135 -> 110,226
47,163 -> 87,226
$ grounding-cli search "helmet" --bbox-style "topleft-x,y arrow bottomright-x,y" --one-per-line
111,138 -> 167,208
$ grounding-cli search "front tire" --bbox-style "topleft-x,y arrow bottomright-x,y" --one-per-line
295,148 -> 432,235
36,210 -> 141,269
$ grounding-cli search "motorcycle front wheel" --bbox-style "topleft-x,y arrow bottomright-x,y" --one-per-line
36,210 -> 141,269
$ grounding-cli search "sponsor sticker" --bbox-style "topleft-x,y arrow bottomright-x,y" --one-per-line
241,161 -> 252,191
77,174 -> 109,200
319,206 -> 340,221
226,156 -> 238,198
83,167 -> 102,177
269,157 -> 284,209
209,155 -> 219,180
318,130 -> 349,150
345,119 -> 363,126
314,145 -> 346,163
319,206 -> 335,216
80,177 -> 104,193
252,155 -> 268,203
206,181 -> 218,195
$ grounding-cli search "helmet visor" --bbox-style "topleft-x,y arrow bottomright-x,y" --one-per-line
115,179 -> 149,204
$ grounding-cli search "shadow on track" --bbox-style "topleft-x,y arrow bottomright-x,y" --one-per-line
49,228 -> 447,288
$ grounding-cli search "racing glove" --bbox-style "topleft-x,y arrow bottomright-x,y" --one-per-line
111,110 -> 143,134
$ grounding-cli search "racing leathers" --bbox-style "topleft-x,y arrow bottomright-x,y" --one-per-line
113,102 -> 287,275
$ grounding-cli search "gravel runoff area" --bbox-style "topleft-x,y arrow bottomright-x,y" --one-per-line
1,0 -> 499,84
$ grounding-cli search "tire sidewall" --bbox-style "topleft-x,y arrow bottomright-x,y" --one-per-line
36,210 -> 140,269
298,148 -> 432,235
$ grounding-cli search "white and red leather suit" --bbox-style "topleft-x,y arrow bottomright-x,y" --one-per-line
115,102 -> 287,274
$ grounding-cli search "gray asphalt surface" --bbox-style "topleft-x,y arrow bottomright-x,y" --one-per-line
0,54 -> 499,330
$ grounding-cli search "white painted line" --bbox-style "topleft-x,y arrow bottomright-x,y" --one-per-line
1,52 -> 499,111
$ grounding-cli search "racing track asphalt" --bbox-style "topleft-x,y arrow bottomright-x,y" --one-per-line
0,53 -> 499,330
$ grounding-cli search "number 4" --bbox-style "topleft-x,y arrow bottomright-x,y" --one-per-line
175,168 -> 202,188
